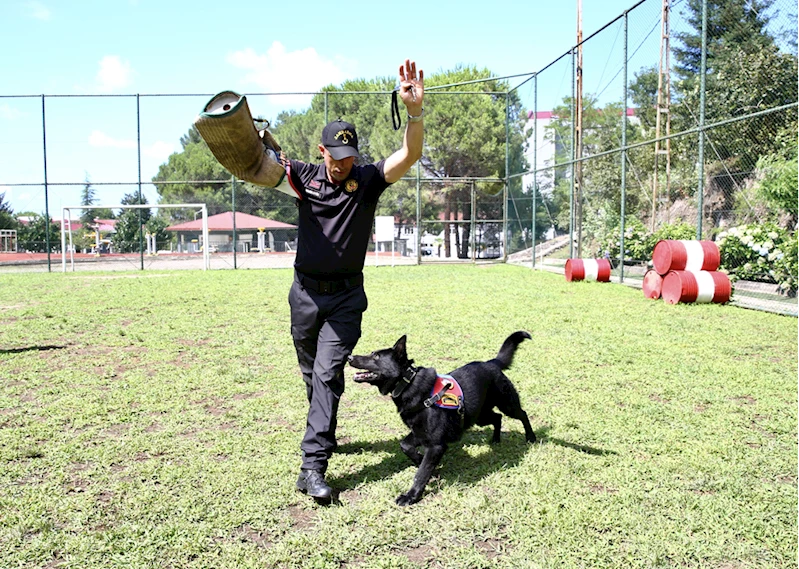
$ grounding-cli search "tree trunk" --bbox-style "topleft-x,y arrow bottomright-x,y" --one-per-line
459,189 -> 471,258
444,193 -> 452,258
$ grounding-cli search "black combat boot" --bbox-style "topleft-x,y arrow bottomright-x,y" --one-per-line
296,469 -> 332,500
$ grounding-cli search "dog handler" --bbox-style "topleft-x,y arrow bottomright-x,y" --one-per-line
287,59 -> 425,500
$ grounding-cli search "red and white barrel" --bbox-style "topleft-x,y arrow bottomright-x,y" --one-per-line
652,240 -> 720,275
565,258 -> 611,282
642,269 -> 664,299
661,270 -> 731,305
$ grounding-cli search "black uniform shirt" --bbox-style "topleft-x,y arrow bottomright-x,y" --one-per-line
287,159 -> 391,278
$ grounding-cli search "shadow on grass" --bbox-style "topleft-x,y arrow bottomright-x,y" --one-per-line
536,425 -> 617,457
0,345 -> 65,354
329,425 -> 617,497
330,428 -> 538,493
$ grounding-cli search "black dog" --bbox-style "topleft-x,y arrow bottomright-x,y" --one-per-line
348,331 -> 536,505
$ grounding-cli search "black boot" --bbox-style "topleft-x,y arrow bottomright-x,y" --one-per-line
296,469 -> 332,500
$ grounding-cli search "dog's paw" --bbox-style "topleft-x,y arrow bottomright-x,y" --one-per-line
395,492 -> 421,506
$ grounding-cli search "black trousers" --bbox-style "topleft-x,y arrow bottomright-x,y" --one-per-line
288,272 -> 368,472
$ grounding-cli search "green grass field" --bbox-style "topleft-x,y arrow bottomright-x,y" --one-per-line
1,264 -> 796,569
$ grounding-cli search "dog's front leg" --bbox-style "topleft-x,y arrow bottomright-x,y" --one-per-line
396,444 -> 446,506
399,433 -> 423,466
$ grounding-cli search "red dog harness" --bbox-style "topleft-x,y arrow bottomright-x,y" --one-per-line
424,374 -> 464,414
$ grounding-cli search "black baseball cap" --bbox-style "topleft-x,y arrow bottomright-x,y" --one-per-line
321,120 -> 359,160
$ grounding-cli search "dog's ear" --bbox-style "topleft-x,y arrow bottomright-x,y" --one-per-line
393,335 -> 407,358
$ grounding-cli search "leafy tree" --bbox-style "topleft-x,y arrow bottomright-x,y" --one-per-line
113,193 -> 151,253
0,192 -> 16,230
80,175 -> 97,226
145,216 -> 171,250
157,66 -> 530,255
674,0 -> 776,80
420,67 -> 527,257
152,126 -> 232,219
153,125 -> 299,225
17,213 -> 59,252
273,66 -> 530,257
754,132 -> 798,226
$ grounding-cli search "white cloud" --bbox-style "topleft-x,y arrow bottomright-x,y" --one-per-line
88,131 -> 174,160
0,103 -> 21,120
89,130 -> 135,150
25,1 -> 51,20
95,56 -> 133,93
227,42 -> 357,95
142,141 -> 175,160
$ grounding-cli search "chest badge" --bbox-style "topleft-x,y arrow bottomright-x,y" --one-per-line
345,179 -> 358,193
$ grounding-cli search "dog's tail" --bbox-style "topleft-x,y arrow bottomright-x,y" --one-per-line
492,331 -> 532,370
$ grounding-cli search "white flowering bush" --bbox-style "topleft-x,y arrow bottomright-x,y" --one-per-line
718,223 -> 798,295
595,220 -> 695,264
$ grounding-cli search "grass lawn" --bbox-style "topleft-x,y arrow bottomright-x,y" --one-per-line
1,264 -> 796,568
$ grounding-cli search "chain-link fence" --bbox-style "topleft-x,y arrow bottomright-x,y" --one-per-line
1,0 -> 796,314
509,0 -> 797,315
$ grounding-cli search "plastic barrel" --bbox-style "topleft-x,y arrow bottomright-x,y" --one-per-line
652,240 -> 720,275
642,269 -> 664,299
661,270 -> 731,305
565,258 -> 611,282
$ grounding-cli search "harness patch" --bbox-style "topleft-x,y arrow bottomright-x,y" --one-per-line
429,374 -> 464,411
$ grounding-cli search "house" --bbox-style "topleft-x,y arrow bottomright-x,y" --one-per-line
165,211 -> 297,253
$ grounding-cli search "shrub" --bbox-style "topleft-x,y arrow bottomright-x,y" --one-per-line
718,223 -> 798,295
595,220 -> 696,264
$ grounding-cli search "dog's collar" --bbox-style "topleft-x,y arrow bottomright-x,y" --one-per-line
391,365 -> 418,398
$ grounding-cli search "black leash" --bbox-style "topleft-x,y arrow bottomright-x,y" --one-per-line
391,88 -> 401,131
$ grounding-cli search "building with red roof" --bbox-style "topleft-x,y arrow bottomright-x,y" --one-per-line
166,211 -> 297,253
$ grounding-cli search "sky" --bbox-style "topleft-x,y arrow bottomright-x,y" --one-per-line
0,0 -> 654,217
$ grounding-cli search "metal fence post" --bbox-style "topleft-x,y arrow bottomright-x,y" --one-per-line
41,95 -> 51,272
232,176 -> 237,269
532,73 -> 538,270
570,48 -> 576,259
416,162 -> 421,263
696,0 -> 708,239
620,10 -> 629,283
504,92 -> 510,263
137,94 -> 144,271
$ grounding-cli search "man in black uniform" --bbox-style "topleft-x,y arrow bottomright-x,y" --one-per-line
286,59 -> 425,500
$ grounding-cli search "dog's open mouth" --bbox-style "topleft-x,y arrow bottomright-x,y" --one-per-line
352,371 -> 378,382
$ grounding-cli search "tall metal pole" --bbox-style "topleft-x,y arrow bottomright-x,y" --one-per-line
570,48 -> 576,259
620,11 -> 629,283
696,0 -> 708,239
137,94 -> 144,270
504,92 -> 510,262
575,0 -> 584,258
532,73 -> 538,269
41,95 -> 51,272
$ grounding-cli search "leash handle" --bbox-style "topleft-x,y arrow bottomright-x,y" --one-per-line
391,89 -> 401,131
